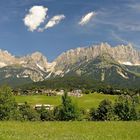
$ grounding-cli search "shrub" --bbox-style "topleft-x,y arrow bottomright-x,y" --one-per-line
114,95 -> 138,121
39,106 -> 54,121
19,102 -> 40,121
90,99 -> 117,121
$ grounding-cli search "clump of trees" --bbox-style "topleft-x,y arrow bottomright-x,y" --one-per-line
89,99 -> 117,121
0,86 -> 140,121
0,87 -> 81,121
89,95 -> 140,121
18,102 -> 40,121
113,95 -> 139,121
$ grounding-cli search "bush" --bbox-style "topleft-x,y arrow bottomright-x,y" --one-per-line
39,106 -> 54,121
83,90 -> 91,94
90,99 -> 117,121
114,95 -> 139,121
19,102 -> 40,121
53,105 -> 63,121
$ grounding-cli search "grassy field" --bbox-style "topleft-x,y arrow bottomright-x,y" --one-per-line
15,93 -> 117,109
0,121 -> 139,140
2,94 -> 140,140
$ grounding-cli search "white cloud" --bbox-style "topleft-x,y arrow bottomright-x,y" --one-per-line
23,6 -> 48,32
45,15 -> 65,29
38,15 -> 65,32
79,11 -> 97,26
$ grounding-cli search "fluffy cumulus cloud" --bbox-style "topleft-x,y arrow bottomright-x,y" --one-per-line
79,11 -> 97,26
38,15 -> 65,32
23,6 -> 48,31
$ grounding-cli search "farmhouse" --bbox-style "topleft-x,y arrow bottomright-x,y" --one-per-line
68,89 -> 83,97
56,90 -> 65,95
34,104 -> 54,110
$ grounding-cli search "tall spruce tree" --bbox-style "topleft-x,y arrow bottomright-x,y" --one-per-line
58,91 -> 80,121
0,86 -> 18,120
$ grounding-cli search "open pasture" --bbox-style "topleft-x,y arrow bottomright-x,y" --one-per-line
0,121 -> 139,140
15,93 -> 117,109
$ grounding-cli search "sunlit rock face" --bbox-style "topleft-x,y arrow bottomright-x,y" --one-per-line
0,50 -> 49,82
0,43 -> 140,85
54,43 -> 140,71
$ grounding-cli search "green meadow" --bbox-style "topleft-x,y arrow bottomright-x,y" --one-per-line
0,93 -> 139,140
15,93 -> 117,109
0,121 -> 139,140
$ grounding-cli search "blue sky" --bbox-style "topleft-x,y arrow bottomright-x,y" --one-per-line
0,0 -> 140,61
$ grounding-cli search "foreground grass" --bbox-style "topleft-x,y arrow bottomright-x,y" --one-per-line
15,93 -> 117,109
0,121 -> 139,140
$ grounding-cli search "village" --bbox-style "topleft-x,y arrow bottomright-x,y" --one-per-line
13,88 -> 83,97
15,88 -> 83,110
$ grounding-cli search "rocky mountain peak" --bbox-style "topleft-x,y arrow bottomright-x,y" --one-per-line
0,49 -> 14,58
99,42 -> 111,49
0,43 -> 140,84
54,43 -> 140,71
19,52 -> 48,72
0,49 -> 17,67
30,52 -> 47,61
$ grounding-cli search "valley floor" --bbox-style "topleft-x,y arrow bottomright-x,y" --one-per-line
15,93 -> 117,109
0,121 -> 139,140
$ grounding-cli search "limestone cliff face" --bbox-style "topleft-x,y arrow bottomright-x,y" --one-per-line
1,43 -> 140,71
0,51 -> 49,82
0,43 -> 140,83
54,43 -> 140,71
0,50 -> 18,67
20,52 -> 49,71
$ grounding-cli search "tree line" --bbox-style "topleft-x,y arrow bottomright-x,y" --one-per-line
0,86 -> 140,121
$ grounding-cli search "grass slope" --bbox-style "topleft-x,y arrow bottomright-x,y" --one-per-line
15,93 -> 117,109
0,121 -> 139,140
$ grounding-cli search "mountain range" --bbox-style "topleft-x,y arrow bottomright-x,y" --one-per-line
0,43 -> 140,88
